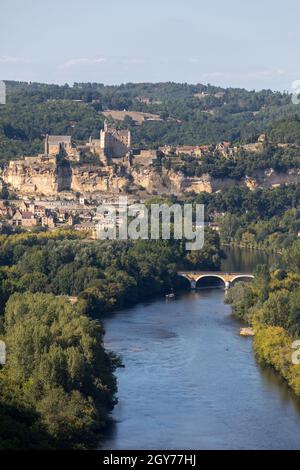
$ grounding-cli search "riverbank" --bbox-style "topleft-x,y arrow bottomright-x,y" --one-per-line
226,260 -> 300,399
0,230 -> 223,449
221,241 -> 283,256
101,289 -> 300,449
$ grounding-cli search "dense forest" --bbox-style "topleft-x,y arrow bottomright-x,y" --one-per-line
192,185 -> 300,251
0,228 -> 221,449
149,185 -> 300,252
226,246 -> 300,397
1,81 -> 300,161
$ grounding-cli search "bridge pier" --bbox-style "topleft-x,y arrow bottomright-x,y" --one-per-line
225,281 -> 231,290
190,280 -> 196,289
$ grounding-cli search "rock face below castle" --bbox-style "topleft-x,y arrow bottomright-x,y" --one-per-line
3,156 -> 300,198
2,156 -> 71,195
2,156 -> 206,196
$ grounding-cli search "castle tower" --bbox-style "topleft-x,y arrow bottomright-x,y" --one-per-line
99,120 -> 131,165
44,134 -> 49,155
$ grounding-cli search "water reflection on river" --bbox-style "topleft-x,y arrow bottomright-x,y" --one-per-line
101,249 -> 300,450
221,246 -> 280,272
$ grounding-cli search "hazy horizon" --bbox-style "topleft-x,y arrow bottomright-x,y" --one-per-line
2,0 -> 300,92
3,77 -> 295,94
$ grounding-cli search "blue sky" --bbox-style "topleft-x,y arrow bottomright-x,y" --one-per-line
1,0 -> 300,90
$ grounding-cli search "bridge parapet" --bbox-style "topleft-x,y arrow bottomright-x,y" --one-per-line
177,271 -> 254,289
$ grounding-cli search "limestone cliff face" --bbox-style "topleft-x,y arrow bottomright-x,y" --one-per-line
2,159 -> 136,196
2,158 -> 70,195
131,167 -> 185,194
131,168 -> 214,194
2,158 -> 300,197
71,166 -> 129,193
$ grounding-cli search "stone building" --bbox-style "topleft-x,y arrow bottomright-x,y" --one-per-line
42,214 -> 55,228
20,211 -> 37,227
45,135 -> 72,156
87,120 -> 131,164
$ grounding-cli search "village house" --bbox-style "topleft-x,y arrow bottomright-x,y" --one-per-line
199,145 -> 211,155
19,200 -> 30,212
42,214 -> 55,228
160,144 -> 210,158
216,141 -> 234,157
11,209 -> 23,226
21,211 -> 37,227
33,205 -> 47,218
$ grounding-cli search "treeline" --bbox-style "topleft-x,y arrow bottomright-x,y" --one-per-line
0,228 -> 221,448
194,185 -> 300,251
269,116 -> 300,145
145,187 -> 300,252
192,184 -> 300,219
1,81 -> 300,161
226,244 -> 300,397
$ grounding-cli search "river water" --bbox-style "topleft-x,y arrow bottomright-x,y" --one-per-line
101,248 -> 300,450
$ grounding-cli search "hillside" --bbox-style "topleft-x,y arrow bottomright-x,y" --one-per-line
0,81 -> 300,163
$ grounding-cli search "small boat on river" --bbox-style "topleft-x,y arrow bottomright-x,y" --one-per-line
165,293 -> 175,300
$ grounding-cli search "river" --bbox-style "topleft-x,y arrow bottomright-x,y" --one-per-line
101,247 -> 300,450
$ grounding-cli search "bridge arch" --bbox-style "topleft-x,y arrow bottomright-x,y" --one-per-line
195,275 -> 226,289
230,274 -> 254,284
174,274 -> 192,290
176,271 -> 254,290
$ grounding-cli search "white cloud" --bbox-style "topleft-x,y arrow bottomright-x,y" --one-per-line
0,55 -> 29,64
60,57 -> 106,69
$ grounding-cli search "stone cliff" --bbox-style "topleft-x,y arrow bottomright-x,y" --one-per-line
2,157 -> 300,197
2,156 -> 71,195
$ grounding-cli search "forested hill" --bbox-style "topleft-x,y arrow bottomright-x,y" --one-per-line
1,80 -> 300,162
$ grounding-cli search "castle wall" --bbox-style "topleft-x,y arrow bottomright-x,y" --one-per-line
101,130 -> 130,159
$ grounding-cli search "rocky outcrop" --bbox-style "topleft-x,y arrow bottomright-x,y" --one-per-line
2,157 -> 300,197
2,156 -> 71,195
240,327 -> 255,336
131,167 -> 185,194
71,165 -> 129,193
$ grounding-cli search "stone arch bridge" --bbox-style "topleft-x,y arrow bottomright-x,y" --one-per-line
177,271 -> 254,289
